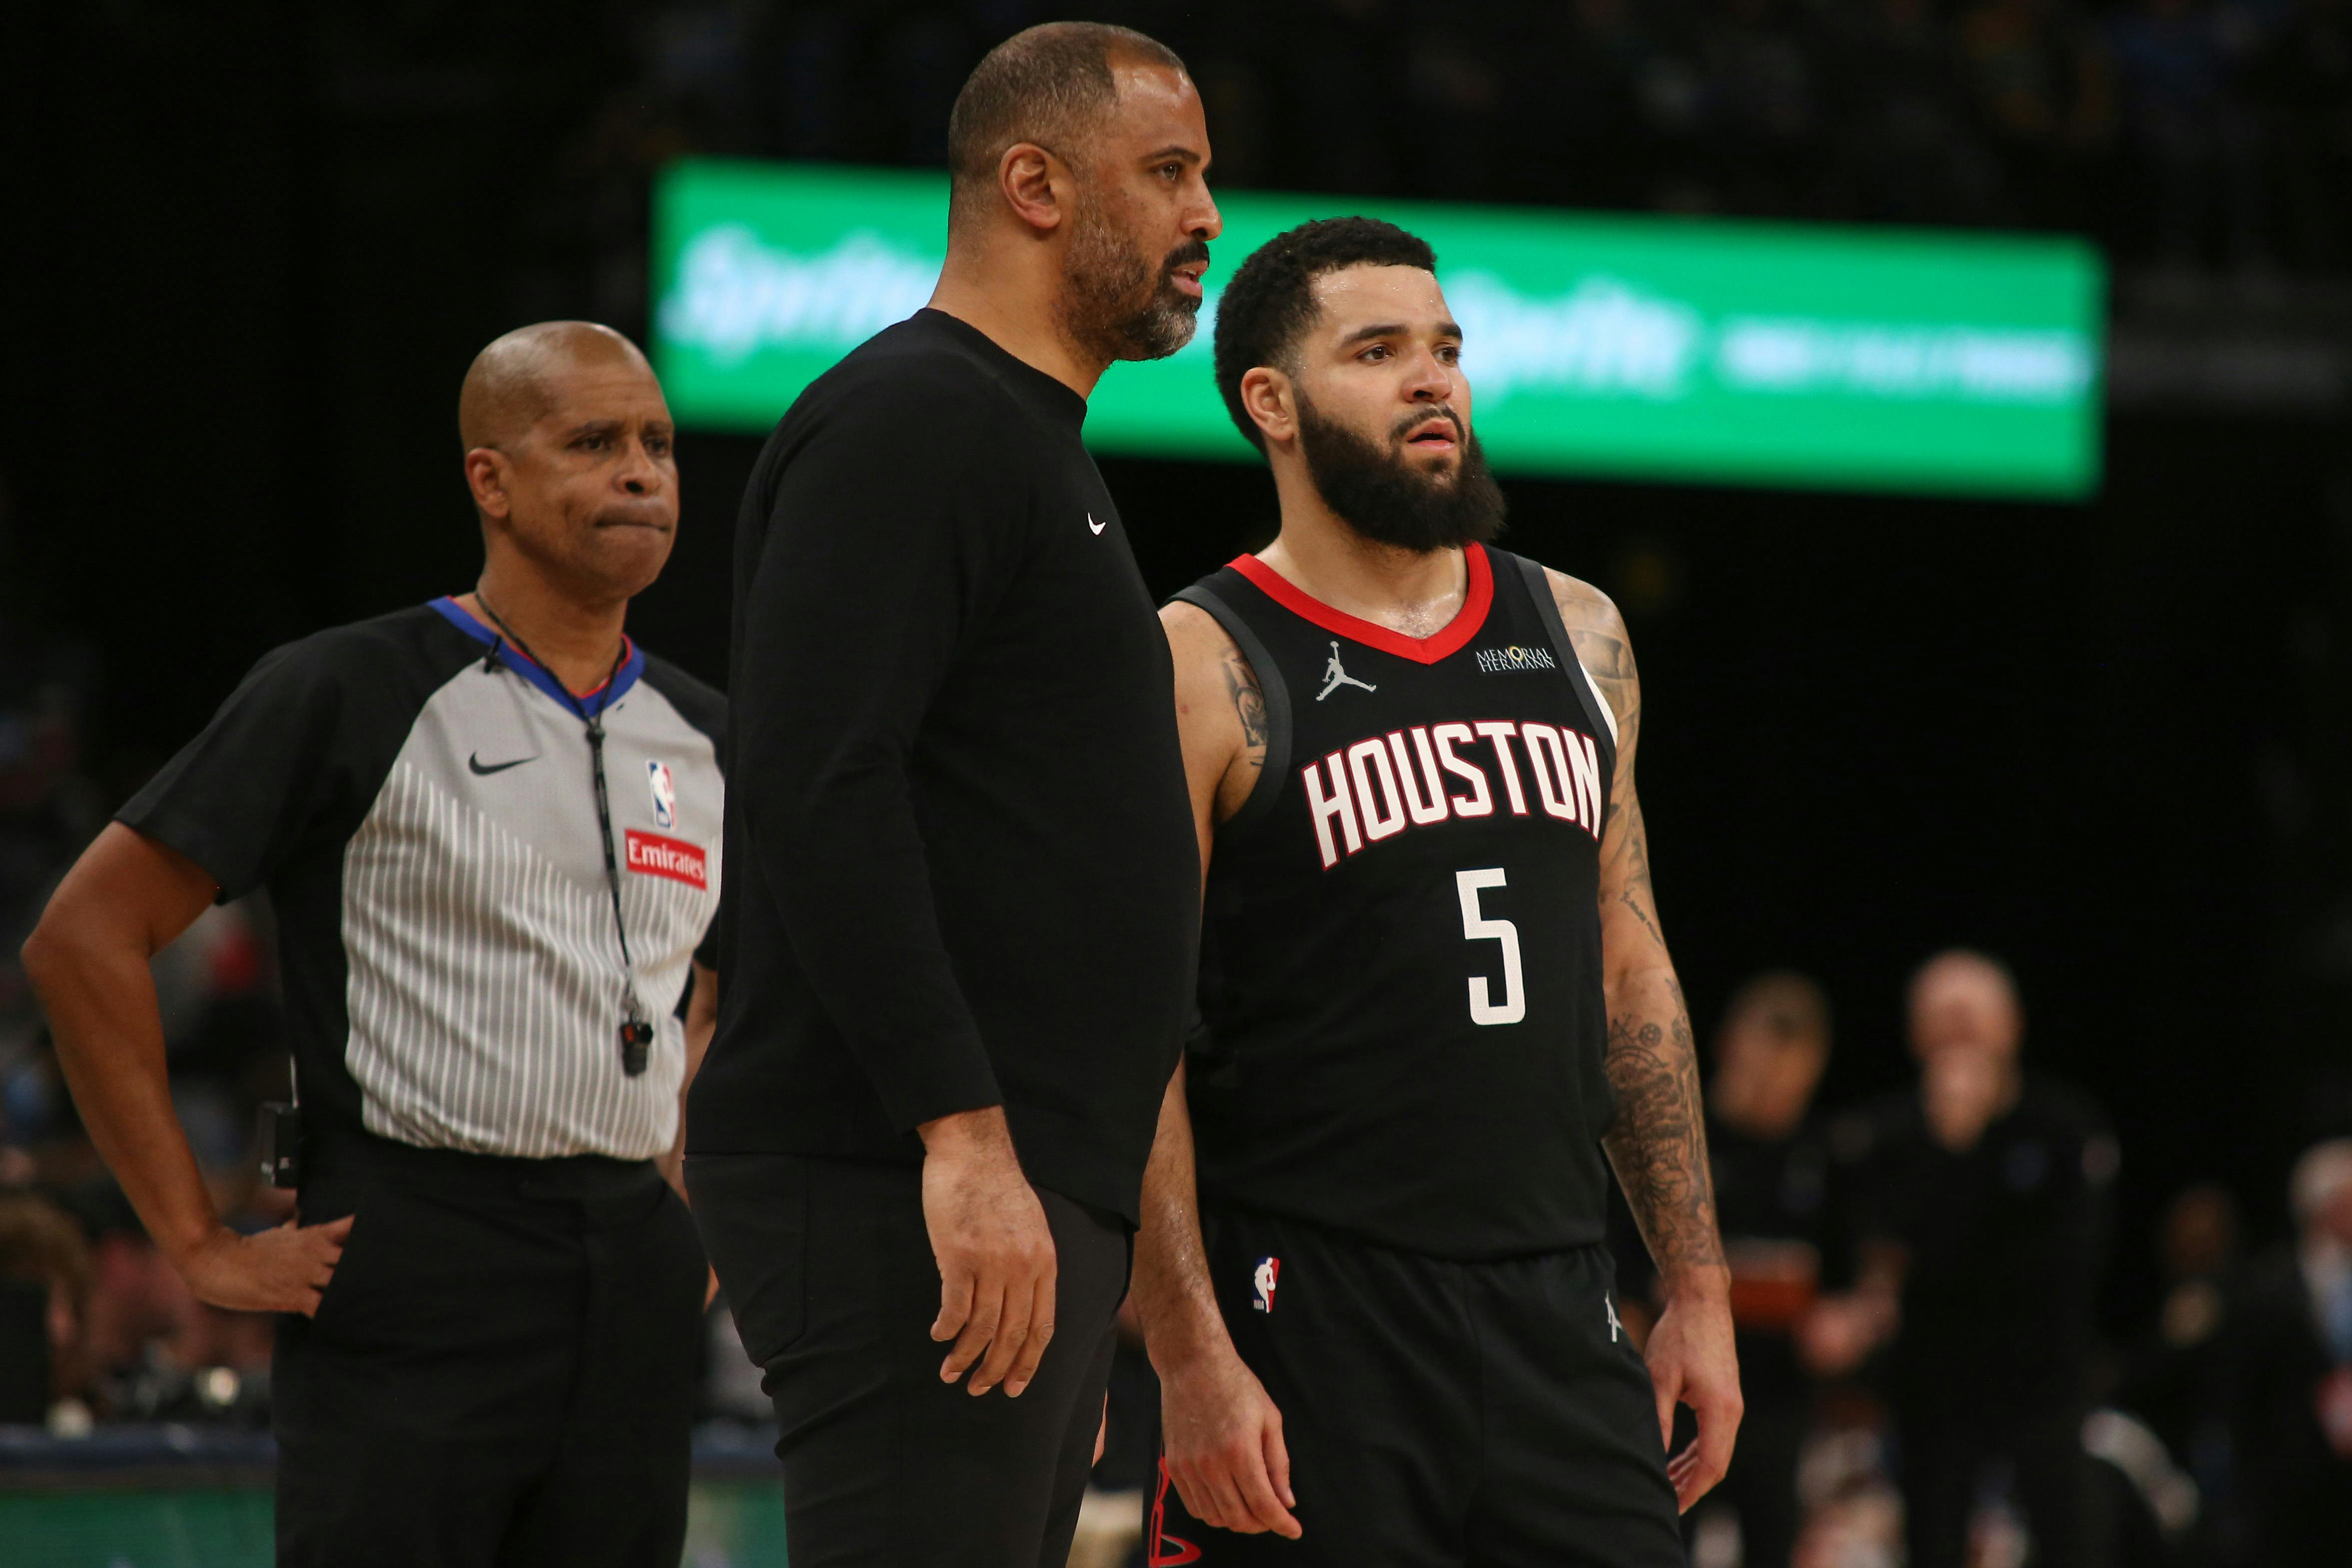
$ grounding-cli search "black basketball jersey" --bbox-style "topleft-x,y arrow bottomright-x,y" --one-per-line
1177,543 -> 1621,1260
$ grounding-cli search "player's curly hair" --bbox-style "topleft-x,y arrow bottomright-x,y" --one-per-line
1213,217 -> 1439,452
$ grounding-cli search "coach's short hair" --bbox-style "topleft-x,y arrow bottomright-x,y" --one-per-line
946,22 -> 1186,227
1212,217 -> 1439,452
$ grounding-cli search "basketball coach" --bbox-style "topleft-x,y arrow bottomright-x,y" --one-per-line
23,322 -> 724,1567
684,21 -> 1217,1568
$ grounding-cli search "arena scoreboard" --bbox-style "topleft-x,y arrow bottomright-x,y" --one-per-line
652,158 -> 2104,499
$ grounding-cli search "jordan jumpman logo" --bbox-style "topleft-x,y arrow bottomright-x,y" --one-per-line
1316,641 -> 1377,702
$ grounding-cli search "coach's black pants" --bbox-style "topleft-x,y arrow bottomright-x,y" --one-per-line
687,1154 -> 1129,1568
275,1137 -> 708,1568
1688,1391 -> 1804,1568
1897,1397 -> 2101,1568
1154,1207 -> 1685,1568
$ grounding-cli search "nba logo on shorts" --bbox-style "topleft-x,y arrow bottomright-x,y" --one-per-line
647,761 -> 677,830
1252,1256 -> 1280,1313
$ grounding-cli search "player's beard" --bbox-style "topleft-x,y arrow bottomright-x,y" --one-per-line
1059,186 -> 1206,363
1296,393 -> 1508,552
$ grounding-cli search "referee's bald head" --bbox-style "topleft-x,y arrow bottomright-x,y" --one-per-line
459,321 -> 655,454
457,321 -> 677,599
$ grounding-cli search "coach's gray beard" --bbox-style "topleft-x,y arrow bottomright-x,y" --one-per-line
1060,195 -> 1200,363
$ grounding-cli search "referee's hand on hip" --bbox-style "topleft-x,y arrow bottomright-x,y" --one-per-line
24,823 -> 361,1320
180,1215 -> 357,1318
918,1107 -> 1058,1397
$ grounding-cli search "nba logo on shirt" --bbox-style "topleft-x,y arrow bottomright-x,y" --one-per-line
1252,1256 -> 1280,1313
647,760 -> 677,830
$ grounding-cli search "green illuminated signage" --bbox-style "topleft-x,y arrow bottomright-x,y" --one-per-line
654,159 -> 2104,498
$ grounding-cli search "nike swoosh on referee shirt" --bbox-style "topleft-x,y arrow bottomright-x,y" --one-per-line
468,753 -> 537,776
1088,513 -> 1106,535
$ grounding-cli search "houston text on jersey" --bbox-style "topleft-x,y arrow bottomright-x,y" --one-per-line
1301,719 -> 1605,869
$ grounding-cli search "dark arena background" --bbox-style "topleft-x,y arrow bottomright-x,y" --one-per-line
3,4 -> 2350,1566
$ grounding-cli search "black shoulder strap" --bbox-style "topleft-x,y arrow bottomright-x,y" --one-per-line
636,655 -> 729,757
1504,550 -> 1618,789
1170,579 -> 1292,843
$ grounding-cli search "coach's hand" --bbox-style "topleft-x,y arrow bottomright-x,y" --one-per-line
919,1106 -> 1057,1397
176,1216 -> 354,1317
1643,1276 -> 1743,1512
1160,1344 -> 1301,1539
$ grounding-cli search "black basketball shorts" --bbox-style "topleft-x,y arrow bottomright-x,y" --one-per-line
1149,1207 -> 1685,1568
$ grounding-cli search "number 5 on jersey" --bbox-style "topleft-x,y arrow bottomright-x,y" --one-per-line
1455,868 -> 1525,1026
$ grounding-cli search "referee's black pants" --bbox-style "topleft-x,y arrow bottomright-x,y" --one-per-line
275,1136 -> 708,1568
687,1153 -> 1130,1568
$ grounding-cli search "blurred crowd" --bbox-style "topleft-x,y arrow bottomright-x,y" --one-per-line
0,569 -> 293,1432
594,0 -> 2352,278
1596,959 -> 2352,1568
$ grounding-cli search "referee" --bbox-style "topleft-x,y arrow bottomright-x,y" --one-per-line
23,322 -> 723,1567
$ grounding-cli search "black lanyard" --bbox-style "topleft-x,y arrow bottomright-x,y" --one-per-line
476,596 -> 654,1076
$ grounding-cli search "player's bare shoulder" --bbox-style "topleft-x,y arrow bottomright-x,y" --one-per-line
1159,600 -> 1269,826
1536,565 -> 1639,753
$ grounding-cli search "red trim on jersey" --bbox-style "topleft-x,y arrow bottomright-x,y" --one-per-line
544,634 -> 633,698
576,640 -> 633,699
1229,543 -> 1494,665
1148,1458 -> 1204,1566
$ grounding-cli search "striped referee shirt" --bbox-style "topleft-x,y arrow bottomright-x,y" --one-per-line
120,599 -> 724,1162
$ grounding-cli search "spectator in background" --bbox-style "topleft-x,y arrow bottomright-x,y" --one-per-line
0,474 -> 106,1180
0,1189 -> 91,1425
1689,970 -> 1843,1568
2228,1138 -> 2352,1563
63,1179 -> 271,1425
2118,1182 -> 2243,1552
1843,950 -> 2117,1568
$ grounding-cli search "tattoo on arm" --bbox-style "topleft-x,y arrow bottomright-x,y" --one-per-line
1221,653 -> 1267,767
1603,791 -> 1667,952
1603,973 -> 1724,1274
1548,570 -> 1640,801
1541,568 -> 1724,1276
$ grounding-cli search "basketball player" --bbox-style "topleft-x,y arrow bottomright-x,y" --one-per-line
1131,219 -> 1741,1565
686,22 -> 1215,1568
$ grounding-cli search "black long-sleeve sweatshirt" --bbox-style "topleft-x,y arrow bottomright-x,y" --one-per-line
686,309 -> 1200,1223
